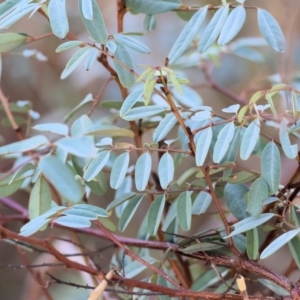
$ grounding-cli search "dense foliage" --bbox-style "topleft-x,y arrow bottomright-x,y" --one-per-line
1,0 -> 300,299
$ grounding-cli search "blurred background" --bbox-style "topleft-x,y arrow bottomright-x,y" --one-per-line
1,0 -> 300,299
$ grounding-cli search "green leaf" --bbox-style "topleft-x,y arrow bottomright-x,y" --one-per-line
246,227 -> 259,260
148,194 -> 165,235
85,171 -> 107,196
289,120 -> 300,133
110,152 -> 130,189
39,155 -> 83,203
19,218 -> 51,236
78,0 -> 108,44
261,228 -> 300,259
33,123 -> 68,136
288,236 -> 300,270
124,256 -> 156,278
71,114 -> 93,137
106,192 -> 136,211
84,124 -> 134,138
153,114 -> 177,143
56,136 -> 96,157
195,127 -> 212,166
240,118 -> 260,160
0,32 -> 29,52
0,173 -> 25,197
63,93 -> 93,123
60,46 -> 90,79
224,183 -> 249,220
120,88 -> 144,116
177,191 -> 192,231
0,135 -> 48,155
81,0 -> 93,20
135,152 -> 152,191
113,42 -> 135,88
118,194 -> 144,231
248,177 -> 268,217
198,5 -> 229,53
83,150 -> 110,182
158,153 -> 174,189
258,279 -> 289,296
122,105 -> 165,121
261,142 -> 280,194
54,215 -> 91,228
143,14 -> 157,31
225,170 -> 259,184
63,208 -> 98,219
213,122 -> 235,163
114,34 -> 150,54
257,8 -> 285,52
181,242 -> 224,254
126,0 -> 180,14
162,198 -> 177,231
48,0 -> 69,39
191,267 -> 229,291
226,213 -> 274,238
29,176 -> 52,220
280,118 -> 298,159
168,5 -> 208,65
192,191 -> 212,215
56,41 -> 85,53
218,6 -> 246,46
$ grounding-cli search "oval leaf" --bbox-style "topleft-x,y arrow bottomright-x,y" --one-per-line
110,152 -> 130,189
48,0 -> 69,38
218,6 -> 246,46
135,152 -> 152,191
280,118 -> 298,159
148,194 -> 165,235
0,32 -> 29,52
153,114 -> 177,143
192,191 -> 212,215
114,34 -> 150,54
195,127 -> 212,166
257,8 -> 285,52
177,191 -> 192,231
261,141 -> 280,194
158,153 -> 174,189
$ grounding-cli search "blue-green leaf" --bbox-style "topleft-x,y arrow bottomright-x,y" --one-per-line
135,152 -> 152,191
153,114 -> 177,143
120,88 -> 144,116
143,14 -> 157,31
113,42 -> 135,88
56,41 -> 85,53
218,6 -> 246,46
257,8 -> 285,52
33,123 -> 68,136
118,195 -> 144,231
246,228 -> 259,260
83,150 -> 110,182
213,122 -> 235,163
192,191 -> 212,215
126,0 -> 180,14
248,177 -> 268,217
72,203 -> 108,217
54,215 -> 91,228
288,236 -> 300,270
158,153 -> 174,189
226,213 -> 274,238
122,105 -> 165,121
198,5 -> 229,53
114,34 -> 150,54
0,135 -> 48,155
19,218 -> 51,236
106,192 -> 136,211
261,142 -> 280,194
224,183 -> 249,220
261,229 -> 300,259
280,118 -> 298,159
110,152 -> 130,189
60,46 -> 90,79
258,279 -> 289,296
240,118 -> 260,160
81,0 -> 93,20
39,155 -> 83,203
148,194 -> 165,235
168,5 -> 208,65
85,47 -> 99,70
56,136 -> 96,157
48,0 -> 69,39
195,127 -> 212,166
78,0 -> 108,44
177,191 -> 192,231
63,208 -> 98,219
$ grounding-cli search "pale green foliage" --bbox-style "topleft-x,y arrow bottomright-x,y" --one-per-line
1,0 -> 300,297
